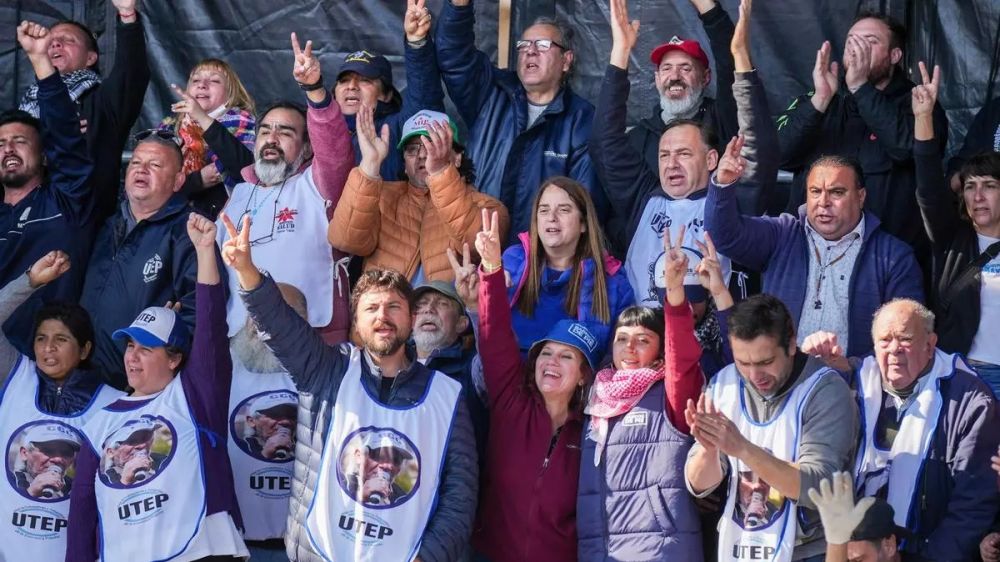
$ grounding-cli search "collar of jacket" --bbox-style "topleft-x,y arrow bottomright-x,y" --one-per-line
120,192 -> 189,224
343,98 -> 402,133
796,207 -> 882,243
361,343 -> 423,399
35,366 -> 103,404
513,83 -> 572,125
509,230 -> 624,306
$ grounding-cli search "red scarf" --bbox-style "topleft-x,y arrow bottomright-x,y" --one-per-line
177,116 -> 208,176
585,365 -> 663,465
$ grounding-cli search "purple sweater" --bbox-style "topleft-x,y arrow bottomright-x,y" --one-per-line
65,282 -> 238,561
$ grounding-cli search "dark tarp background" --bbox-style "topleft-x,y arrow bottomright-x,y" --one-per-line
3,0 -> 999,159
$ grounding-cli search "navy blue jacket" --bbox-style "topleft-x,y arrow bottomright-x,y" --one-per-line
80,194 -> 200,389
424,340 -> 489,469
343,39 -> 446,182
704,177 -> 924,357
1,74 -> 95,355
435,1 -> 606,242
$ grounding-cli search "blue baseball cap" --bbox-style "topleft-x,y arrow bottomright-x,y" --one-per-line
528,320 -> 609,371
112,307 -> 190,351
337,50 -> 396,91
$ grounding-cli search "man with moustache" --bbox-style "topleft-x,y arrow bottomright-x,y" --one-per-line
217,33 -> 354,344
223,212 -> 477,562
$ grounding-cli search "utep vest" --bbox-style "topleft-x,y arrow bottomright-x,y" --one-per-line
305,349 -> 461,561
711,365 -> 825,562
82,375 -> 204,562
0,357 -> 120,561
626,196 -> 732,306
577,380 -> 702,561
221,168 -> 335,337
228,355 -> 298,540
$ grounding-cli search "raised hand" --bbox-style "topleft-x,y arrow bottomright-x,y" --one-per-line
220,212 -> 261,290
609,0 -> 639,69
187,212 -> 218,249
685,393 -> 720,455
291,32 -> 321,86
663,224 -> 688,292
714,135 -> 746,185
475,209 -> 503,273
356,104 -> 391,177
811,41 -> 839,112
806,472 -> 875,545
982,533 -> 1000,562
844,35 -> 872,93
447,242 -> 480,311
911,61 -> 940,117
17,21 -> 51,58
405,0 -> 433,43
111,0 -> 138,21
730,0 -> 752,72
200,163 -> 223,187
27,250 -> 70,288
694,232 -> 727,295
801,330 -> 850,371
170,83 -> 212,129
421,121 -> 455,177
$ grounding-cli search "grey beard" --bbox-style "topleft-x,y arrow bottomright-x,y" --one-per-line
412,329 -> 451,358
232,323 -> 285,374
659,85 -> 705,125
253,151 -> 306,186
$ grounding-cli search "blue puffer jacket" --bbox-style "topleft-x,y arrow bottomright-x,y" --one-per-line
503,232 -> 634,354
577,381 -> 702,561
435,1 -> 606,242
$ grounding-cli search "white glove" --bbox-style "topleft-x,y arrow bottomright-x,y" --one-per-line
806,471 -> 875,545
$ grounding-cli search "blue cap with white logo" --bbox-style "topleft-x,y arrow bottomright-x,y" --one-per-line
528,320 -> 609,370
112,306 -> 190,351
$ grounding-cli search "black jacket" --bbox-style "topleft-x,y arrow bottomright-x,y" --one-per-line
178,120 -> 256,218
776,72 -> 948,260
914,140 -> 1000,354
949,95 -> 1000,175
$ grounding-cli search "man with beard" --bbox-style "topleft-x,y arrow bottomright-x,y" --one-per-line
224,215 -> 478,562
228,282 -> 305,560
621,0 -> 739,173
217,33 -> 353,345
2,22 -> 95,356
777,14 -> 948,264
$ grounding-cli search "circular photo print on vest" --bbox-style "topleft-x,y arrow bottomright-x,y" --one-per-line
335,427 -> 421,509
733,469 -> 788,530
5,421 -> 85,502
98,415 -> 176,489
230,390 -> 297,463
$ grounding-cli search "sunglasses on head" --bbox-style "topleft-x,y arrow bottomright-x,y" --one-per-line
133,128 -> 184,148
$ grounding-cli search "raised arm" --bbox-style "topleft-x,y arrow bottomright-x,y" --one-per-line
777,42 -> 838,169
912,62 -> 960,246
329,104 -> 390,255
400,0 -> 446,120
698,0 -> 738,144
96,0 -> 150,138
434,0 -> 502,126
662,226 -> 704,435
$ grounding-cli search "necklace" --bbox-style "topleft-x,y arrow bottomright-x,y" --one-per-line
810,233 -> 860,310
244,182 -> 279,219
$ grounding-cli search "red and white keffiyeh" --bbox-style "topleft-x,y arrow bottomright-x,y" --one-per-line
585,366 -> 663,465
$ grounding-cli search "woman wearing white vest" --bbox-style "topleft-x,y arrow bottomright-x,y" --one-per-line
66,213 -> 248,562
0,251 -> 122,562
684,295 -> 858,562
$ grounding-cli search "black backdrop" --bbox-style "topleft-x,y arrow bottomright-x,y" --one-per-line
3,0 -> 999,159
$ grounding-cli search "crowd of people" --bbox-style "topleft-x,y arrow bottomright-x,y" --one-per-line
2,0 -> 1000,560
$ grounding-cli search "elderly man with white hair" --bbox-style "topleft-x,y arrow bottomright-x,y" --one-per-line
803,298 -> 1000,561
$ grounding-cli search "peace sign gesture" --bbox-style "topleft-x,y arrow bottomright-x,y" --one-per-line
663,224 -> 688,293
291,32 -> 321,86
475,209 -> 503,273
220,212 -> 262,290
694,231 -> 726,295
447,242 -> 479,311
911,61 -> 940,117
404,0 -> 433,43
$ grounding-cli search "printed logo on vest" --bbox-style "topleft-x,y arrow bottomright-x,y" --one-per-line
142,253 -> 163,283
116,488 -> 170,525
98,415 -> 177,489
335,427 -> 421,510
230,390 -> 298,463
275,207 -> 298,234
337,510 -> 395,546
621,410 -> 648,427
10,505 -> 66,539
5,420 -> 85,502
248,467 -> 293,498
733,465 -> 787,532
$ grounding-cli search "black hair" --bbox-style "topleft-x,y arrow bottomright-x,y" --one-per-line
0,110 -> 41,135
613,306 -> 666,351
32,302 -> 95,370
257,100 -> 310,144
958,151 -> 1000,186
727,294 -> 796,351
852,11 -> 907,52
806,154 -> 866,189
662,118 -> 720,152
52,20 -> 100,71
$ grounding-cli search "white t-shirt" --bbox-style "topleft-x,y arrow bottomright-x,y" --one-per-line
968,233 -> 1000,365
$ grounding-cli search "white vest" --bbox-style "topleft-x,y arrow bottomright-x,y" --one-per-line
227,355 -> 298,540
81,376 -> 205,562
853,350 -> 971,528
219,168 -> 336,337
304,349 -> 461,561
625,196 -> 732,306
711,364 -> 826,562
0,358 -> 121,562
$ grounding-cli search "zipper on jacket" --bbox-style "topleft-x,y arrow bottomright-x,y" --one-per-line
541,425 -> 565,470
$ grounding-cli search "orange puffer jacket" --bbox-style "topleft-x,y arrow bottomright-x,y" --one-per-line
330,165 -> 509,281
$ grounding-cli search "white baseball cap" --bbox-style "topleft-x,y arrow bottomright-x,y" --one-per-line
113,306 -> 190,350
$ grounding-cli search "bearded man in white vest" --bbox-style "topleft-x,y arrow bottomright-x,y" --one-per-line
802,298 -> 1000,561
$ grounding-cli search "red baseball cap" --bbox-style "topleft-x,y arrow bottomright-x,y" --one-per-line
650,36 -> 710,69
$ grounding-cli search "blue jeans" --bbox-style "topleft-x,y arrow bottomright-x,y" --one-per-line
970,361 -> 1000,399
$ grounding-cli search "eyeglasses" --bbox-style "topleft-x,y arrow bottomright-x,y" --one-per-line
133,128 -> 184,148
403,143 -> 427,157
515,39 -> 567,52
237,180 -> 288,247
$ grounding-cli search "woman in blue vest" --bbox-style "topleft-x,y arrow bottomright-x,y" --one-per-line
66,213 -> 247,562
578,227 -> 732,561
503,176 -> 634,354
0,251 -> 122,562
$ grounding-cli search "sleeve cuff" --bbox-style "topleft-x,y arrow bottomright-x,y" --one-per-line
710,173 -> 738,189
306,92 -> 333,110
